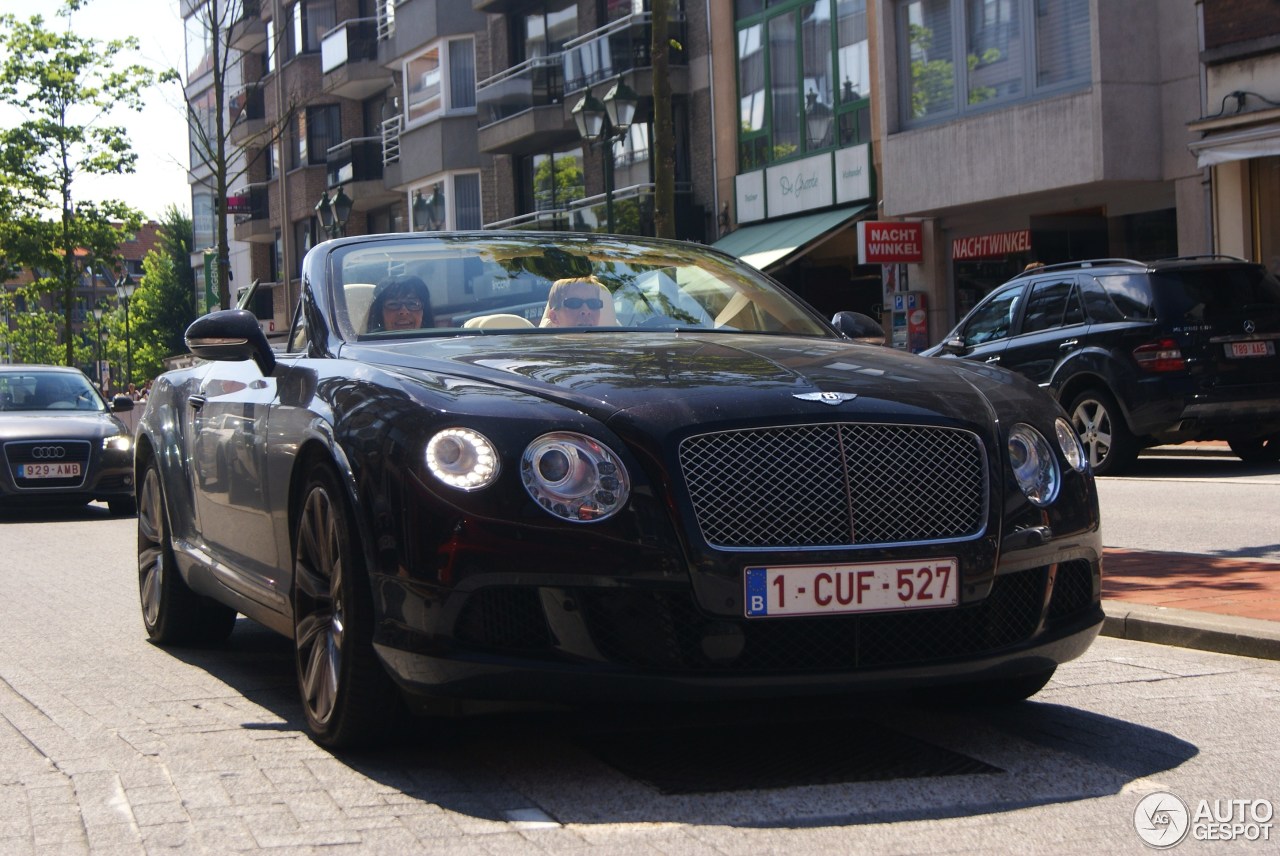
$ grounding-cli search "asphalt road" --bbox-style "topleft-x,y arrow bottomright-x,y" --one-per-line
0,501 -> 1277,854
1097,451 -> 1280,561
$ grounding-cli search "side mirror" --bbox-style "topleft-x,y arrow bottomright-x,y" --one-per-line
831,311 -> 886,345
111,394 -> 135,412
185,309 -> 277,376
941,335 -> 966,354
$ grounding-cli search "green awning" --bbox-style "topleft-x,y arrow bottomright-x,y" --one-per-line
712,205 -> 869,271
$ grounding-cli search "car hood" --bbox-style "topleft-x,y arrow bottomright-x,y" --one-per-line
345,333 -> 1035,431
0,411 -> 128,440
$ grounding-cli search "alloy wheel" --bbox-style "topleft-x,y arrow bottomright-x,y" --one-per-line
294,483 -> 346,728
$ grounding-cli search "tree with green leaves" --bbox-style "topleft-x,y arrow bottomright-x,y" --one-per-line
152,205 -> 197,357
0,0 -> 162,367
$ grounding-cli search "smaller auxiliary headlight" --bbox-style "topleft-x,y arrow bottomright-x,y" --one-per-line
1008,423 -> 1060,507
425,427 -> 499,491
1055,417 -> 1088,472
521,431 -> 630,522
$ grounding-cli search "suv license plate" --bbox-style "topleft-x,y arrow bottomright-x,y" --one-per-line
1227,341 -> 1274,358
745,559 -> 958,618
18,462 -> 81,478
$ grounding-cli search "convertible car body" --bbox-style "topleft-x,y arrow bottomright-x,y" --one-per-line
135,232 -> 1102,747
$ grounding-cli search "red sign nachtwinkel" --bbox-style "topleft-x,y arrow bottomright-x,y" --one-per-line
858,221 -> 924,264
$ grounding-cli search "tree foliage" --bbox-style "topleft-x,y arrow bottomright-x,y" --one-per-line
0,0 -> 160,366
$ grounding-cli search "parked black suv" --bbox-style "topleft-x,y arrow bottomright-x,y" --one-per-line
924,256 -> 1280,474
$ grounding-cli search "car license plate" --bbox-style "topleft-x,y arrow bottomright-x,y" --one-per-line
744,558 -> 958,617
18,462 -> 81,479
1227,341 -> 1274,358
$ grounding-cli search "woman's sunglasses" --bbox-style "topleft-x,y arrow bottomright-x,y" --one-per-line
560,297 -> 604,310
385,300 -> 424,312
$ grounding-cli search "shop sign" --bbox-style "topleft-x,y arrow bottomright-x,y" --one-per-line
766,153 -> 834,217
835,144 -> 871,205
226,193 -> 252,215
952,229 -> 1031,260
857,221 -> 924,264
735,171 -> 766,223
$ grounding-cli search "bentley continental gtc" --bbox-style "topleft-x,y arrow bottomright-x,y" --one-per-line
135,232 -> 1103,747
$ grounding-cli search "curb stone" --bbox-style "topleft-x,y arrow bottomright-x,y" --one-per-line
1101,599 -> 1280,660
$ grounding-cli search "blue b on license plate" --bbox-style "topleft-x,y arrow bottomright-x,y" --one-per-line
745,558 -> 958,617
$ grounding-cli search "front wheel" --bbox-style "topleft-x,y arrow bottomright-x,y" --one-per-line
292,462 -> 403,748
1229,435 -> 1280,464
1068,389 -> 1136,476
137,460 -> 236,645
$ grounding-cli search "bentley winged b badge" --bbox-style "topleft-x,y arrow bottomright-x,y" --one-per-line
794,391 -> 858,405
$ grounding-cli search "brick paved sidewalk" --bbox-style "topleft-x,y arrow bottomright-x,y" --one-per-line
1102,548 -> 1280,623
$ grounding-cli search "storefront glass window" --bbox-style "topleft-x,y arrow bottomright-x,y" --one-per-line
769,11 -> 802,160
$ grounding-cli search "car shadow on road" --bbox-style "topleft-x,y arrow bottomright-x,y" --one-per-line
156,619 -> 1200,829
0,502 -> 130,523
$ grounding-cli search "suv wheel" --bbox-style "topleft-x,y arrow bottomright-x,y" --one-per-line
1229,435 -> 1280,464
1069,389 -> 1136,476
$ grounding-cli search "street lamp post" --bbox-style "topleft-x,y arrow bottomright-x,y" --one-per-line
572,77 -> 638,234
91,305 -> 105,389
115,274 -> 135,389
315,187 -> 353,239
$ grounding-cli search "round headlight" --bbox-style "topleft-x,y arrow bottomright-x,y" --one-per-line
425,428 -> 499,490
521,432 -> 630,522
1008,423 -> 1060,507
1055,417 -> 1087,473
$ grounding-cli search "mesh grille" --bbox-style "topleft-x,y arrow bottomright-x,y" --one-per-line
680,424 -> 986,549
453,587 -> 554,652
4,440 -> 92,489
1047,559 -> 1097,621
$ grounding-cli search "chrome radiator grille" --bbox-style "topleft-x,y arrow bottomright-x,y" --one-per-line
679,423 -> 987,549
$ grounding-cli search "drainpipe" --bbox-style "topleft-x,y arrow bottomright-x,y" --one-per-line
705,0 -> 719,239
1196,0 -> 1214,254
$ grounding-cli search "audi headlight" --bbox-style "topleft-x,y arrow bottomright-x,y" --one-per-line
425,427 -> 499,490
521,432 -> 630,522
1055,417 -> 1088,473
1008,423 -> 1060,507
103,434 -> 132,453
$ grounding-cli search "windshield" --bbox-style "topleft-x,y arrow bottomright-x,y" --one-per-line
0,371 -> 106,413
325,234 -> 832,341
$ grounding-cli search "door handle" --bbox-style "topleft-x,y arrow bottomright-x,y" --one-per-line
188,394 -> 207,410
984,356 -> 1001,364
1058,339 -> 1079,350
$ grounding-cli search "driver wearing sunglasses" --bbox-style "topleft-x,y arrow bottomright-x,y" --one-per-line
540,276 -> 614,327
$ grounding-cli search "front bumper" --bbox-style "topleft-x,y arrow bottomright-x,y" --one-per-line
371,555 -> 1103,706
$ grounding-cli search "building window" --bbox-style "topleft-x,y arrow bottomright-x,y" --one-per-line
454,173 -> 482,230
185,7 -> 214,81
514,3 -> 578,63
404,38 -> 477,126
289,0 -> 335,58
896,0 -> 1091,128
521,147 -> 586,215
293,105 -> 341,168
735,0 -> 870,170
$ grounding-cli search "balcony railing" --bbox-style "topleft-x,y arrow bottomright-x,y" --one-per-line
475,55 -> 565,129
381,115 -> 402,165
321,18 -> 378,74
326,137 -> 385,186
232,184 -> 270,224
562,12 -> 687,93
486,185 -> 701,241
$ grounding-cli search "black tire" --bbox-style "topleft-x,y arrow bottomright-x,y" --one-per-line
1229,435 -> 1280,464
1068,388 -> 1137,476
292,462 -> 403,748
137,460 -> 237,645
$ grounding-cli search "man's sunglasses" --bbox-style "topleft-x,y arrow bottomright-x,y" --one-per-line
560,297 -> 604,310
385,300 -> 424,312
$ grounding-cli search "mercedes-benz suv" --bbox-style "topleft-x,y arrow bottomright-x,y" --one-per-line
925,256 -> 1280,474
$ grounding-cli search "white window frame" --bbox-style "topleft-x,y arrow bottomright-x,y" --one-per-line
402,37 -> 477,129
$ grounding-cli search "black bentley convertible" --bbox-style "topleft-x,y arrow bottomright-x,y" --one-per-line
135,232 -> 1102,747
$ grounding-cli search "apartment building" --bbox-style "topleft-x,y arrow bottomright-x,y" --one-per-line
185,0 -> 720,334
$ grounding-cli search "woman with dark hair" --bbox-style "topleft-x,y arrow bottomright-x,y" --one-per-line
367,275 -> 434,332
